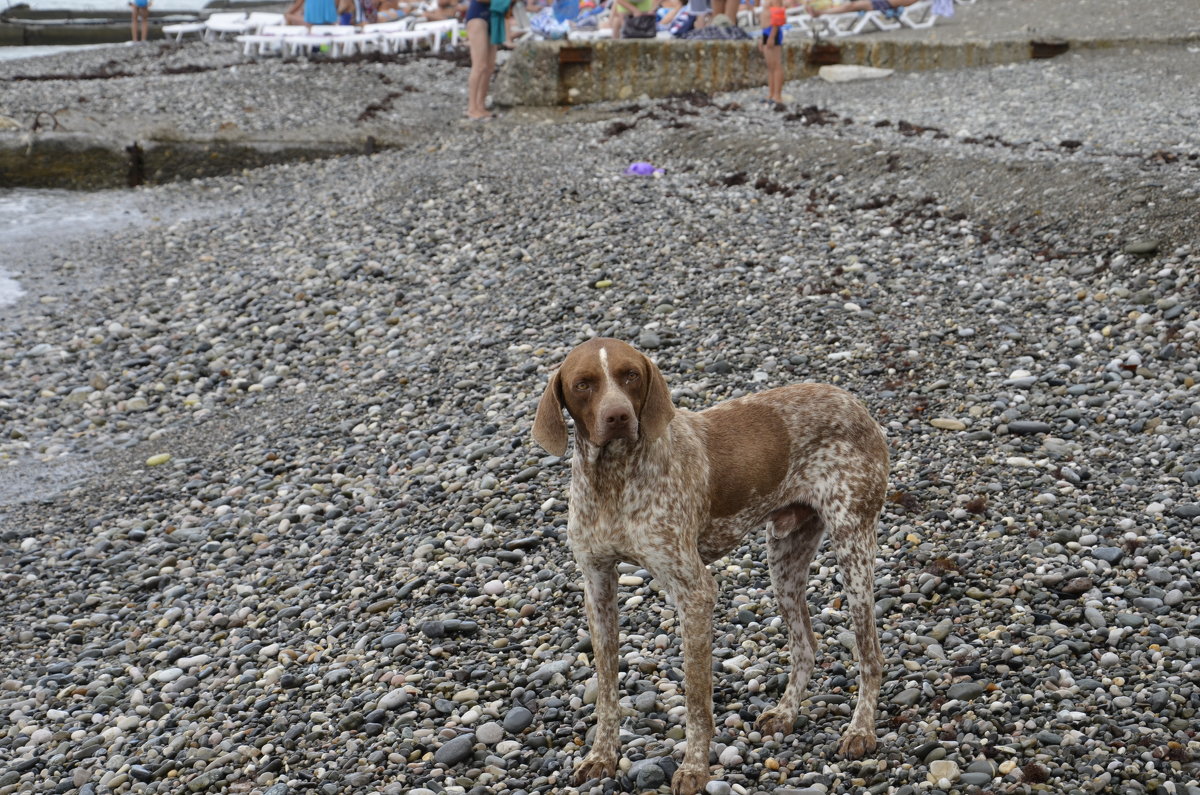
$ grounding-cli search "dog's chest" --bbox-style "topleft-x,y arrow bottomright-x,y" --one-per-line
566,454 -> 701,562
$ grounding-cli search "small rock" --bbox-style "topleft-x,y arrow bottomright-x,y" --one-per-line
434,733 -> 476,766
1123,238 -> 1159,255
947,682 -> 985,701
1007,420 -> 1053,435
928,759 -> 960,786
503,706 -> 534,733
476,721 -> 504,745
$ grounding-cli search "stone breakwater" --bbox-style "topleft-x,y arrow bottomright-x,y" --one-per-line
2,41 -> 1200,795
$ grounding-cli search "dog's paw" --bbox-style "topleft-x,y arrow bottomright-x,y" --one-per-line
837,727 -> 877,758
671,764 -> 709,795
573,750 -> 618,785
756,707 -> 795,736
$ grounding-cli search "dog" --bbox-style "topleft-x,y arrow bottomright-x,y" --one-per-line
532,338 -> 888,795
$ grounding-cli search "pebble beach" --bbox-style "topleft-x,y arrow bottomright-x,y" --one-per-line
2,36 -> 1200,795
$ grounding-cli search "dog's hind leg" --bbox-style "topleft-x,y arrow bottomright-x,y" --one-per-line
758,504 -> 823,736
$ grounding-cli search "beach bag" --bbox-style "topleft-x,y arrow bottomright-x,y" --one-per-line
668,10 -> 695,36
622,13 -> 657,38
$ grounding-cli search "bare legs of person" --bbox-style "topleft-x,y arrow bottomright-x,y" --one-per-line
610,10 -> 625,38
466,17 -> 497,120
762,38 -> 783,104
808,0 -> 914,15
284,0 -> 305,24
130,5 -> 150,42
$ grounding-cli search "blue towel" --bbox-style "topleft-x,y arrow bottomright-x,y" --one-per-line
553,0 -> 579,22
490,0 -> 511,44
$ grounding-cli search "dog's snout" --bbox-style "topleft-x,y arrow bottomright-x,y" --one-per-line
595,399 -> 637,444
603,409 -> 630,425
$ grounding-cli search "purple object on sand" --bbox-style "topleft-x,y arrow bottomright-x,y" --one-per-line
625,161 -> 665,176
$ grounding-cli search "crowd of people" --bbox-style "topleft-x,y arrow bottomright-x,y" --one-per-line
231,0 -> 924,125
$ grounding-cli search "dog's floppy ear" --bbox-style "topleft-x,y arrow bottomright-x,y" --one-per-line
532,368 -> 568,456
638,352 -> 675,444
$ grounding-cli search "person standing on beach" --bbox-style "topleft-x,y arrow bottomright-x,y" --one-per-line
465,0 -> 503,121
760,0 -> 785,108
129,0 -> 151,42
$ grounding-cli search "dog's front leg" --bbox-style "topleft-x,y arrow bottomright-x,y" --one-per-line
574,560 -> 621,785
665,562 -> 717,795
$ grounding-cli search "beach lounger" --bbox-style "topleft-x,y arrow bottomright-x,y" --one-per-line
162,19 -> 207,42
897,0 -> 935,28
238,24 -> 308,56
414,18 -> 460,51
783,7 -> 817,36
246,12 -> 286,31
203,12 -> 251,40
813,7 -> 900,36
288,25 -> 377,56
363,19 -> 438,52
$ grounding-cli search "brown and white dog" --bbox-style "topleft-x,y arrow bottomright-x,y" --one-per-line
532,338 -> 889,795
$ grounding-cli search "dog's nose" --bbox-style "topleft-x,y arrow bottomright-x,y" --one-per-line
604,409 -> 630,426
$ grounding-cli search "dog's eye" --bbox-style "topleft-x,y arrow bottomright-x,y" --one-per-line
623,370 -> 640,384
573,380 -> 592,392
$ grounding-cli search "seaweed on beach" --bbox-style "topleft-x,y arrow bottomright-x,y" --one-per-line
435,48 -> 473,68
12,67 -> 134,82
665,89 -> 713,107
783,105 -> 839,126
357,91 -> 405,122
160,64 -> 219,76
602,119 -> 637,140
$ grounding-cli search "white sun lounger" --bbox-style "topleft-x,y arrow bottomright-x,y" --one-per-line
203,12 -> 252,39
414,18 -> 460,51
363,19 -> 438,52
162,19 -> 207,41
813,6 -> 900,36
288,25 -> 377,56
897,0 -> 936,29
783,7 -> 818,36
237,24 -> 305,56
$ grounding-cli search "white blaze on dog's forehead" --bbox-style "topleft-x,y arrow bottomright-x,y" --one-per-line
598,346 -> 616,389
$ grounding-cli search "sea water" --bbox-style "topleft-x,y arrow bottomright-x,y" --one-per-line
0,188 -> 146,315
0,43 -> 119,61
2,0 -> 209,13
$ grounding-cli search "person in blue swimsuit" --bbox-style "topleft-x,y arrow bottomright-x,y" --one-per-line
305,0 -> 339,27
129,0 -> 151,42
466,0 -> 499,120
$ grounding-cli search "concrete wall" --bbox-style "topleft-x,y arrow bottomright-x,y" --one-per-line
494,37 -> 1033,106
0,133 -> 384,190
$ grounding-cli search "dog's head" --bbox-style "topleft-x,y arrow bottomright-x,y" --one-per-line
532,338 -> 675,456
